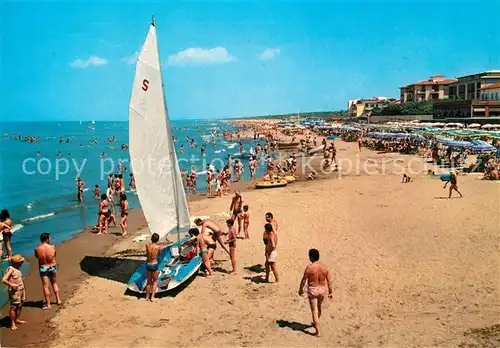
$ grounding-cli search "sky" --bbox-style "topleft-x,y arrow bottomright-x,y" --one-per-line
1,0 -> 499,121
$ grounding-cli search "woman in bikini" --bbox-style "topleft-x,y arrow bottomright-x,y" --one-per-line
97,194 -> 111,234
1,209 -> 13,259
119,193 -> 128,237
242,205 -> 250,239
206,170 -> 214,197
226,219 -> 237,275
229,190 -> 244,236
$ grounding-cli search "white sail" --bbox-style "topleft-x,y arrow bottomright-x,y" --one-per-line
129,20 -> 190,240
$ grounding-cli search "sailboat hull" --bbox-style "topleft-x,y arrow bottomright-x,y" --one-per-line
127,235 -> 202,294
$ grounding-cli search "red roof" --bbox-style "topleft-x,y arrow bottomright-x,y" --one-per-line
479,82 -> 500,90
401,78 -> 457,88
413,78 -> 457,86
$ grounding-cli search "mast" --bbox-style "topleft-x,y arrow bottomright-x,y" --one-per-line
154,16 -> 182,244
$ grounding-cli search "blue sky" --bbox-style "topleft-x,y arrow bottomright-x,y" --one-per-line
1,0 -> 499,121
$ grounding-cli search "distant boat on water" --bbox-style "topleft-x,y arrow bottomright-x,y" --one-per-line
91,120 -> 95,125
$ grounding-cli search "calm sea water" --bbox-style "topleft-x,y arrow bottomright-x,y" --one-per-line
0,120 -> 266,305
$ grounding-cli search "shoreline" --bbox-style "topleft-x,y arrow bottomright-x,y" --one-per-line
0,170 -> 274,346
0,208 -> 148,347
3,123 -> 498,347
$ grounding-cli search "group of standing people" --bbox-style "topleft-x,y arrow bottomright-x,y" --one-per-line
1,212 -> 61,330
95,173 -> 132,236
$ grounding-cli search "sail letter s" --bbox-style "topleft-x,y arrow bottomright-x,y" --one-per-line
142,79 -> 149,91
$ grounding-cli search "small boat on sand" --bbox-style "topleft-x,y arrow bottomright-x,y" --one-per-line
127,16 -> 201,294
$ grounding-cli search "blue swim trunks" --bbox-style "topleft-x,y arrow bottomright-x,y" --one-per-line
39,265 -> 57,275
146,263 -> 159,272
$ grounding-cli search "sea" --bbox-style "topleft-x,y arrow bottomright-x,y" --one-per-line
0,119 -> 268,306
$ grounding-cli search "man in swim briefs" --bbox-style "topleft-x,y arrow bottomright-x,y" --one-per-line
191,228 -> 213,276
264,223 -> 279,283
34,232 -> 62,309
229,190 -> 244,236
265,212 -> 278,233
298,248 -> 333,337
194,218 -> 230,257
145,233 -> 161,302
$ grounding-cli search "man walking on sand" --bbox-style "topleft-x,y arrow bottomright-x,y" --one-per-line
298,249 -> 333,337
34,233 -> 62,309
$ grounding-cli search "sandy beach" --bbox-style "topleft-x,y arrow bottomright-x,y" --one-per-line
2,138 -> 498,347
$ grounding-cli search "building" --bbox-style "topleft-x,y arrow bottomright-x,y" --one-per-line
400,75 -> 457,103
479,82 -> 500,101
448,70 -> 500,101
348,97 -> 399,117
433,71 -> 500,120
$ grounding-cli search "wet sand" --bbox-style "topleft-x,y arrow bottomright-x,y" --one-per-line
0,209 -> 148,347
2,141 -> 500,347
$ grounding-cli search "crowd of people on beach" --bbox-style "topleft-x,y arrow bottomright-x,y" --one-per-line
5,119 -> 500,338
141,186 -> 332,336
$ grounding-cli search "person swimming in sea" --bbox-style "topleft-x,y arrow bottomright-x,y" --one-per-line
76,177 -> 84,203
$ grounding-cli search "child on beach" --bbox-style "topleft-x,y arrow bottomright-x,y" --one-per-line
93,185 -> 100,199
2,254 -> 27,330
215,170 -> 222,198
226,219 -> 237,275
242,205 -> 250,239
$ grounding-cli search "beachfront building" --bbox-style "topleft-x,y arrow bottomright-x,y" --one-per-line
399,75 -> 457,103
348,97 -> 398,117
433,71 -> 500,121
479,82 -> 500,101
448,70 -> 500,101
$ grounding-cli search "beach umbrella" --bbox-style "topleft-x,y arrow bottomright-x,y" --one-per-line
482,124 -> 496,129
468,123 -> 481,128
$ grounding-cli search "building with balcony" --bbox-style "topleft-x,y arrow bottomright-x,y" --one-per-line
433,72 -> 500,121
400,75 -> 457,103
448,70 -> 500,101
479,82 -> 500,101
348,97 -> 398,117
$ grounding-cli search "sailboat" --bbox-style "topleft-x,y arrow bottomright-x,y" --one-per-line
127,16 -> 202,293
